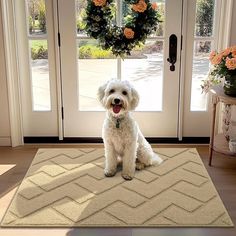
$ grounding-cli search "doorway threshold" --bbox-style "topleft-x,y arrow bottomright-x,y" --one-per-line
24,137 -> 210,144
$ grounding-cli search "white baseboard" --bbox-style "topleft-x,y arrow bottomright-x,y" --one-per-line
0,137 -> 11,146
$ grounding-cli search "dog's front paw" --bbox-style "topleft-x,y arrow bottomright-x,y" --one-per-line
104,169 -> 116,177
122,173 -> 133,181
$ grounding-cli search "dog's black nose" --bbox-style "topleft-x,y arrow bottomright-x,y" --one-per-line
114,98 -> 120,104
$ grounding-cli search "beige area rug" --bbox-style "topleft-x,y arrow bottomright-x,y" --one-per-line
1,148 -> 234,227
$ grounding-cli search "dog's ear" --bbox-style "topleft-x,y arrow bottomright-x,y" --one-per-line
130,86 -> 139,110
97,81 -> 108,106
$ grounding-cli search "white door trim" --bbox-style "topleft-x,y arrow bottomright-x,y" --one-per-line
53,0 -> 64,140
178,0 -> 187,141
1,0 -> 23,147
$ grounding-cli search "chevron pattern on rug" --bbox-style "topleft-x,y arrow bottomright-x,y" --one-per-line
1,148 -> 233,227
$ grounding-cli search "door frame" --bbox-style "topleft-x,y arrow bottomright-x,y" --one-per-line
1,0 -> 23,147
1,0 -> 233,146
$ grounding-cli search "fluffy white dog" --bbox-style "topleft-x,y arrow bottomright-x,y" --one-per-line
98,79 -> 163,180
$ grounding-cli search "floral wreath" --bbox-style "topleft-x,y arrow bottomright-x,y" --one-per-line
85,0 -> 161,57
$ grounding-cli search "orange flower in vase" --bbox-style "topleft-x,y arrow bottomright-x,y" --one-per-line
226,57 -> 236,70
211,53 -> 223,65
209,50 -> 216,61
231,46 -> 236,57
230,45 -> 236,54
205,45 -> 236,96
222,47 -> 231,57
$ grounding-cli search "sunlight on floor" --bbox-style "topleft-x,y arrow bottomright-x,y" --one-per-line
0,165 -> 16,176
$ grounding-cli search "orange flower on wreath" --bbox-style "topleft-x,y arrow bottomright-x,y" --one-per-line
93,0 -> 106,7
124,28 -> 135,39
132,0 -> 147,13
151,2 -> 158,10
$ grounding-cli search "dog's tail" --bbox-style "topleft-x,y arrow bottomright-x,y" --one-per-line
151,153 -> 163,165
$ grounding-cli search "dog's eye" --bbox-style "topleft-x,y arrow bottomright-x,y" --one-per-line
122,91 -> 127,96
109,89 -> 115,94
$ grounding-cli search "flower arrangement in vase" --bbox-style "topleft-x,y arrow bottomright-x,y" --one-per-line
201,45 -> 236,96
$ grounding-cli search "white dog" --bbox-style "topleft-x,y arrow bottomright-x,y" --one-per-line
98,79 -> 163,180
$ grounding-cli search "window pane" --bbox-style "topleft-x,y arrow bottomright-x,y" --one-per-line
195,0 -> 215,37
190,41 -> 212,111
76,0 -> 87,37
30,40 -> 51,111
122,40 -> 164,111
77,39 -> 117,111
191,0 -> 216,111
26,0 -> 47,36
152,0 -> 165,37
75,0 -> 164,111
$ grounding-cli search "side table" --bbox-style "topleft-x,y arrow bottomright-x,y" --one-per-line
209,85 -> 236,166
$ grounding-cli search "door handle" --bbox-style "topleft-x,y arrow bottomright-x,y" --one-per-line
167,34 -> 177,71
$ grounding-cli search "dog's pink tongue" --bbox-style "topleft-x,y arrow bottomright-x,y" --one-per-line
113,105 -> 121,114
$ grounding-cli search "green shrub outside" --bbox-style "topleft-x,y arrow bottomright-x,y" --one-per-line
27,0 -> 46,33
79,45 -> 114,59
30,41 -> 161,60
28,16 -> 33,34
38,1 -> 46,33
31,41 -> 48,60
76,8 -> 86,33
77,19 -> 86,32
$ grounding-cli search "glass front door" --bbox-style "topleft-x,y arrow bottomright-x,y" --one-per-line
59,0 -> 183,137
17,0 -> 220,139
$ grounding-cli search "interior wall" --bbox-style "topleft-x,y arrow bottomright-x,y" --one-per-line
230,1 -> 236,45
0,0 -> 11,146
